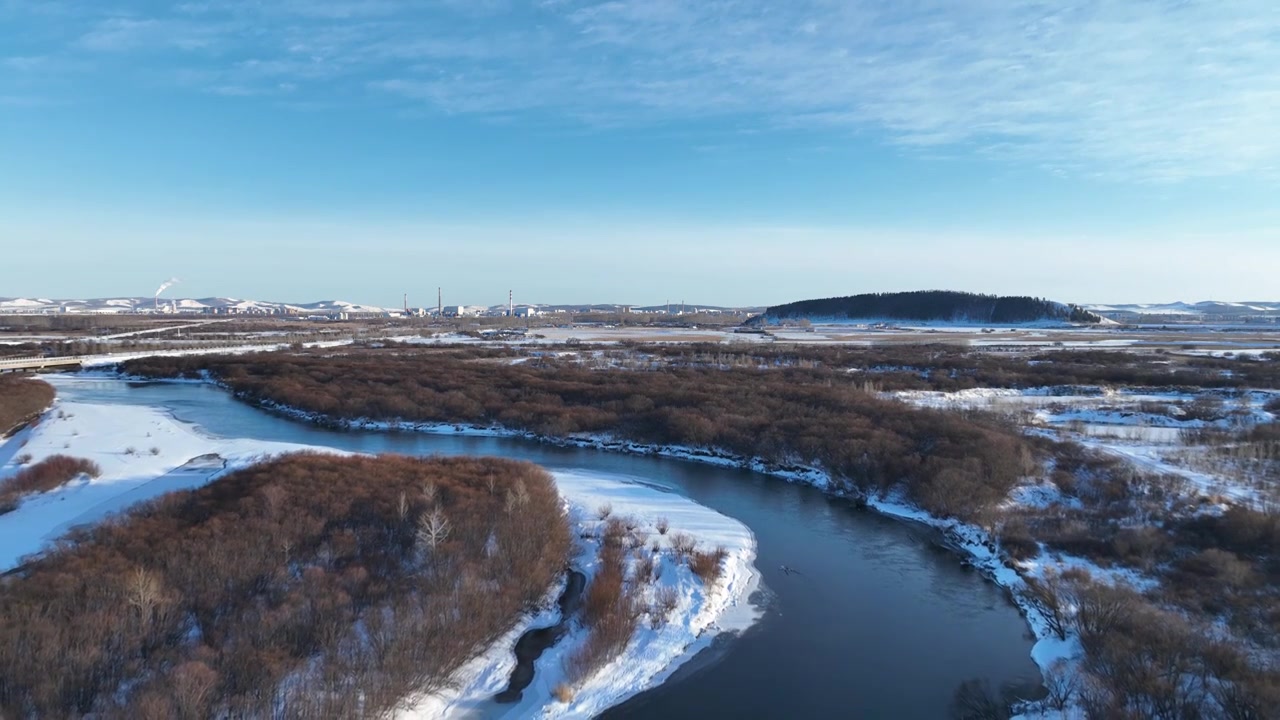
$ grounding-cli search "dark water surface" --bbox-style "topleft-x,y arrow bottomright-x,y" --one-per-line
55,378 -> 1043,719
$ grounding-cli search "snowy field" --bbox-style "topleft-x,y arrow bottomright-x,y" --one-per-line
892,386 -> 1277,506
0,379 -> 760,719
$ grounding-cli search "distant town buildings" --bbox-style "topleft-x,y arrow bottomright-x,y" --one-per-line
1,294 -> 770,321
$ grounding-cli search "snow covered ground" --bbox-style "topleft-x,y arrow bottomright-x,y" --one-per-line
399,470 -> 759,720
892,386 -> 1275,507
0,395 -> 329,570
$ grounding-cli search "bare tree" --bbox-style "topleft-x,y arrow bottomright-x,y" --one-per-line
950,679 -> 1010,720
1025,571 -> 1071,641
421,481 -> 438,504
126,567 -> 165,624
1041,660 -> 1077,713
505,481 -> 530,513
417,508 -> 451,552
169,661 -> 218,720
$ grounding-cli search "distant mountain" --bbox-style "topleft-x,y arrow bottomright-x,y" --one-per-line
1085,301 -> 1280,319
753,291 -> 1103,325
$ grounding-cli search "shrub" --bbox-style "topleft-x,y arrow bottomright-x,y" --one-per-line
669,532 -> 696,561
0,454 -> 101,513
634,551 -> 655,583
653,585 -> 679,623
997,519 -> 1039,561
655,516 -> 669,535
567,533 -> 645,687
552,684 -> 574,703
599,517 -> 630,549
689,546 -> 727,586
1182,395 -> 1227,422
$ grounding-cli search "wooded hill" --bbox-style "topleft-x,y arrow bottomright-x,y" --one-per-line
755,290 -> 1102,324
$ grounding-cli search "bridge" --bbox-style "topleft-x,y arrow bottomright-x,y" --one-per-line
0,355 -> 84,373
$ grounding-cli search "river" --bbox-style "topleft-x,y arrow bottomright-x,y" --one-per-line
53,378 -> 1043,718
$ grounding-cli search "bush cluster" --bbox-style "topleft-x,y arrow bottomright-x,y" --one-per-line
1068,574 -> 1279,716
1265,396 -> 1280,415
566,517 -> 646,689
0,454 -> 101,514
0,453 -> 570,718
0,376 -> 54,436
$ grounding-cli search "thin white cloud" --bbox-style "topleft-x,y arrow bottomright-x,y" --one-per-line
76,17 -> 224,52
27,0 -> 1280,180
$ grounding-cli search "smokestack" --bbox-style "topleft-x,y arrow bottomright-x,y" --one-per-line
403,293 -> 408,313
508,289 -> 513,317
438,287 -> 442,317
154,278 -> 180,311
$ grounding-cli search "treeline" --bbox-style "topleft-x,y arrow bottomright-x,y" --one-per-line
759,290 -> 1100,324
0,454 -> 101,514
632,343 -> 1280,391
0,453 -> 571,718
0,375 -> 54,436
124,351 -> 1034,522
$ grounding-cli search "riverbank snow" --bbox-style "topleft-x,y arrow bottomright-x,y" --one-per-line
396,469 -> 760,719
0,395 -> 338,570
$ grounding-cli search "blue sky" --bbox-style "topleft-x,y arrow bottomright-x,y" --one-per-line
2,0 -> 1278,307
